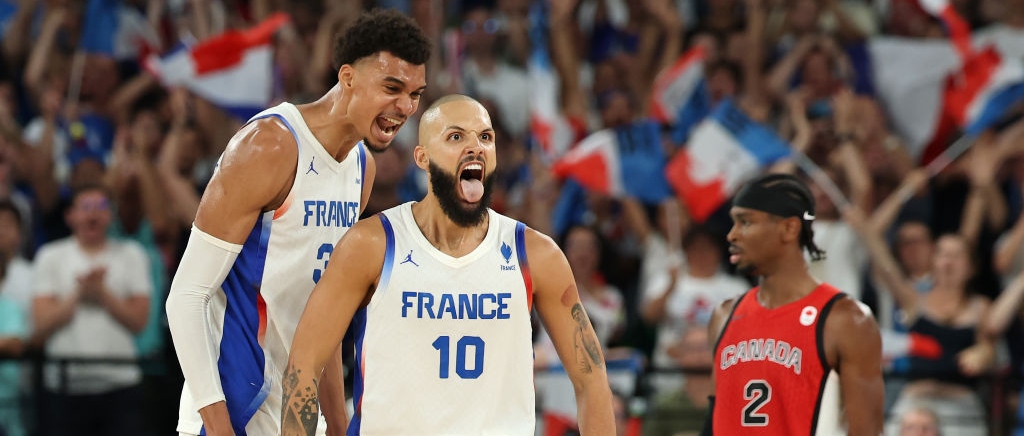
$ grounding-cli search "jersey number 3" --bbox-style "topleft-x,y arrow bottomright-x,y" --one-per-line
312,243 -> 333,283
742,380 -> 771,426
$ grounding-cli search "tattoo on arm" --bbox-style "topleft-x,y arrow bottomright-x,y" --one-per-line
571,303 -> 605,373
281,363 -> 320,436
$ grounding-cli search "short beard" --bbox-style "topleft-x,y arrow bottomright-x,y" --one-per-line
363,137 -> 390,153
428,161 -> 495,227
735,262 -> 757,277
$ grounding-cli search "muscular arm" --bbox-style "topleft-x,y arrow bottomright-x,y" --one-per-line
527,229 -> 615,435
826,299 -> 884,436
317,345 -> 348,435
282,220 -> 385,436
193,119 -> 296,243
165,119 -> 297,434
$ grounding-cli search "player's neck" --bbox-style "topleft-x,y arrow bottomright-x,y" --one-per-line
756,259 -> 819,308
411,198 -> 489,258
298,84 -> 361,161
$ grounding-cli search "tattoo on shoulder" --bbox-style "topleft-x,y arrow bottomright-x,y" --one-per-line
281,364 -> 320,436
570,303 -> 605,373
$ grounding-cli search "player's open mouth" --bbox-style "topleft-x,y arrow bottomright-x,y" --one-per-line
458,161 -> 485,204
373,115 -> 402,141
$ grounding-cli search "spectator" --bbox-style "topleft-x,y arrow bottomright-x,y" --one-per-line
639,225 -> 746,395
848,209 -> 994,436
561,224 -> 626,349
459,2 -> 531,138
0,200 -> 31,320
642,325 -> 716,436
0,251 -> 27,436
31,184 -> 151,436
898,406 -> 942,436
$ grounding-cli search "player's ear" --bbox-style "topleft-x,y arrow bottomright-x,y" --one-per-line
338,64 -> 354,89
413,145 -> 429,170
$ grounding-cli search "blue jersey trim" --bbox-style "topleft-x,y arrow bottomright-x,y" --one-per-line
358,142 -> 367,193
514,221 -> 533,310
249,113 -> 302,154
514,221 -> 529,268
201,112 -> 300,436
346,214 -> 394,434
208,212 -> 273,436
348,307 -> 368,436
378,213 -> 396,291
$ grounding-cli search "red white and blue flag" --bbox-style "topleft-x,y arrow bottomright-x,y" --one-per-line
871,0 -> 1024,164
664,100 -> 791,223
551,120 -> 672,205
648,46 -> 711,143
944,46 -> 1024,137
143,13 -> 289,120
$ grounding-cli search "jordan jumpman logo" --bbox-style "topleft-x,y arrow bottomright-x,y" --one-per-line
400,250 -> 419,267
306,157 -> 318,175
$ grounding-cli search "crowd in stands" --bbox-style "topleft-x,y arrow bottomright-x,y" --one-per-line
1,0 -> 1024,435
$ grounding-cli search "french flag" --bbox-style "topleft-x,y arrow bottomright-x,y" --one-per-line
944,47 -> 1024,137
917,0 -> 1024,161
551,120 -> 672,205
80,0 -> 160,60
143,13 -> 290,120
665,100 -> 791,223
867,38 -> 957,162
648,45 -> 711,143
552,129 -> 624,197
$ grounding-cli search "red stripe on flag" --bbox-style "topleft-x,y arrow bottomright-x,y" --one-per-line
552,152 -> 612,194
943,47 -> 1001,127
664,150 -> 727,223
191,12 -> 290,74
648,45 -> 706,123
938,6 -> 972,59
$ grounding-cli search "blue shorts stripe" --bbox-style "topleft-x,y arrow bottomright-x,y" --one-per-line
211,213 -> 273,435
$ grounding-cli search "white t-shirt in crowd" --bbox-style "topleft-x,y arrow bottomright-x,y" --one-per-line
32,237 -> 152,394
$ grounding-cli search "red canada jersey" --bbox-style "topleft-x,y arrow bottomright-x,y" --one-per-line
712,284 -> 846,435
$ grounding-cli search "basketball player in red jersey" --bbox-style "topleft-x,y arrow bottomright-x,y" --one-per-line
703,173 -> 883,435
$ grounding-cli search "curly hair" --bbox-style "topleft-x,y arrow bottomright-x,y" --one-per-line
333,8 -> 431,71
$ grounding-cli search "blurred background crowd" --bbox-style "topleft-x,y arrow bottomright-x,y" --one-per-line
1,0 -> 1024,435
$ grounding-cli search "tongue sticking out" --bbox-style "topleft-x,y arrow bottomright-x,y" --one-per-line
460,179 -> 484,203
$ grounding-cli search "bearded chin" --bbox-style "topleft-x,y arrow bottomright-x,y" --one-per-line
363,137 -> 390,153
428,161 -> 495,227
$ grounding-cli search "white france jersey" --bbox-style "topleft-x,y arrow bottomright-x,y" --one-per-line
176,102 -> 367,435
350,202 -> 535,435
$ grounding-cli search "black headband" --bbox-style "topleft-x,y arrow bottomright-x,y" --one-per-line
733,182 -> 815,222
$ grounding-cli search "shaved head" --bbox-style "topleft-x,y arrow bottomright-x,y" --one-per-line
418,94 -> 485,144
413,93 -> 497,227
